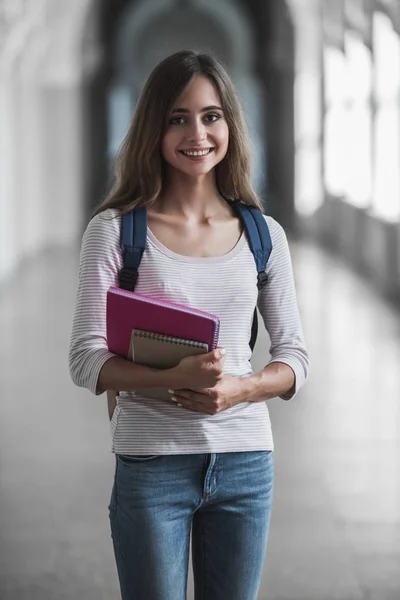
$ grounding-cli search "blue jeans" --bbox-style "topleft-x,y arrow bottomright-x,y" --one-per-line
109,451 -> 274,600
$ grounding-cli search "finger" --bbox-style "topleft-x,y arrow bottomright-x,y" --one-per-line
169,389 -> 191,400
167,390 -> 183,407
176,400 -> 213,414
169,392 -> 209,413
169,389 -> 207,401
204,347 -> 226,364
171,393 -> 197,407
214,347 -> 226,360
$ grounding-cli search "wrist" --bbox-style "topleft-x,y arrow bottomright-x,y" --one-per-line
234,374 -> 258,404
152,366 -> 183,390
239,363 -> 296,403
237,372 -> 263,403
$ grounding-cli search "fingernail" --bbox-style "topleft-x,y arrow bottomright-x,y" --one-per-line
177,403 -> 183,408
218,348 -> 226,357
168,389 -> 175,394
171,396 -> 177,402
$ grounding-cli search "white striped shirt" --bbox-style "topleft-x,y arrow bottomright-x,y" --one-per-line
69,208 -> 309,454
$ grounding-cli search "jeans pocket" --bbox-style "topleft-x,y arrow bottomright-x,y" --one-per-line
117,454 -> 158,463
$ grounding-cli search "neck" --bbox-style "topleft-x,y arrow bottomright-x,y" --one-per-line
156,171 -> 226,219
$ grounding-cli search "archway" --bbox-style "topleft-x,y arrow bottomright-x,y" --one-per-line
106,0 -> 267,200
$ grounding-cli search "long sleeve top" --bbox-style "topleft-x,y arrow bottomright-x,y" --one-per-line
69,209 -> 309,455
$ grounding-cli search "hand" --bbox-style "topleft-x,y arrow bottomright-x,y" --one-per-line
170,375 -> 243,415
172,347 -> 226,389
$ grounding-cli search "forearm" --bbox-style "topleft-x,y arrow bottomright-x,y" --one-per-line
238,361 -> 295,403
97,356 -> 179,395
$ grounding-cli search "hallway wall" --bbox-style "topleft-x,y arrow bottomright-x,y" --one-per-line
0,0 -> 98,284
292,0 -> 400,302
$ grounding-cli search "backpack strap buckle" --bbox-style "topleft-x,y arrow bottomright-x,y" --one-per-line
119,207 -> 147,291
118,266 -> 139,291
257,271 -> 268,290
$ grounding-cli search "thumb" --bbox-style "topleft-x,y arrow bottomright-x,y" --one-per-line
211,347 -> 226,361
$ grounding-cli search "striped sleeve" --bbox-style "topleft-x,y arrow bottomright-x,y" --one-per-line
257,217 -> 309,400
68,210 -> 122,395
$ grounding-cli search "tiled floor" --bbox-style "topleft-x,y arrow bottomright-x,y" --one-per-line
0,240 -> 399,600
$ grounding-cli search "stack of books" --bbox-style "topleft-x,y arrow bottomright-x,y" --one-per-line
106,286 -> 220,400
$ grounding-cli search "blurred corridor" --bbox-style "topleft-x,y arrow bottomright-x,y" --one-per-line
1,0 -> 400,599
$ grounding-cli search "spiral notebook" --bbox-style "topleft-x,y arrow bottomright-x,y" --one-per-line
129,329 -> 208,401
107,286 -> 220,358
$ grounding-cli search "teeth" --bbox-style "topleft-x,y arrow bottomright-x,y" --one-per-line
182,149 -> 212,156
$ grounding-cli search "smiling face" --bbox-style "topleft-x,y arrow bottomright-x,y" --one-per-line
161,75 -> 229,179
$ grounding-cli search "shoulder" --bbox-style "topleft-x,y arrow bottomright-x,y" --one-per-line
80,208 -> 122,267
260,215 -> 292,270
240,209 -> 289,258
262,214 -> 288,247
83,208 -> 121,246
85,208 -> 121,239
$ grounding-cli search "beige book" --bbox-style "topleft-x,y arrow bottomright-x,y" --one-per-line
131,329 -> 208,401
106,330 -> 208,412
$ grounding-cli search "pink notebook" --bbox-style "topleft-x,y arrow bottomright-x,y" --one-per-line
106,286 -> 220,358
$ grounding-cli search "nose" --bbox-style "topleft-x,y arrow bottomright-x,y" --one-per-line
186,118 -> 207,142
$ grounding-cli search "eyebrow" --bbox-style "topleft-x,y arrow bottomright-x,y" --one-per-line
171,105 -> 223,114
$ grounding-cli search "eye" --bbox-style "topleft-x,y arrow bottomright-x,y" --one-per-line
169,116 -> 186,125
204,113 -> 222,123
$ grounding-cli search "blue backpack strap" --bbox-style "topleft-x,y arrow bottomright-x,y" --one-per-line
118,202 -> 272,350
230,202 -> 273,351
119,206 -> 147,291
233,203 -> 272,289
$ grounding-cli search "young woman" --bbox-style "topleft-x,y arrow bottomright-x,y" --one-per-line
69,50 -> 309,600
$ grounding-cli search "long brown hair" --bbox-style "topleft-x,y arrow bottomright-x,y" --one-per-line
94,50 -> 263,216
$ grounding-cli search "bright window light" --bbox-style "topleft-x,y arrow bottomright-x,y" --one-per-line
324,105 -> 347,197
345,107 -> 372,207
344,31 -> 372,208
294,71 -> 323,215
324,46 -> 347,105
324,38 -> 373,208
373,107 -> 400,221
372,12 -> 400,222
107,84 -> 133,159
295,147 -> 323,216
324,46 -> 347,197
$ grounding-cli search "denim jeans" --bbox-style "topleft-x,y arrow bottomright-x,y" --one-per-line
109,451 -> 274,600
